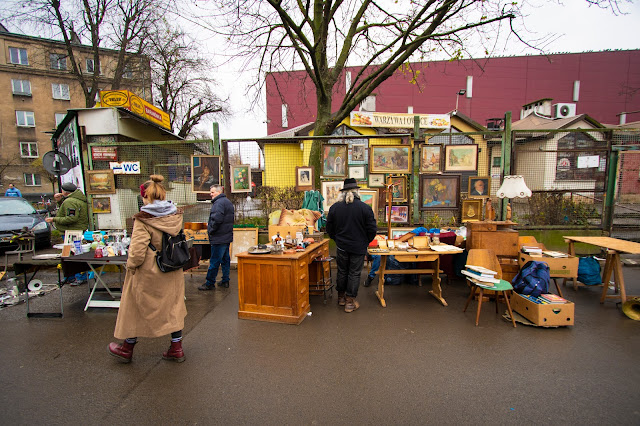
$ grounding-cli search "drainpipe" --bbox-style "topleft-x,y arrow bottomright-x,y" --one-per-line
500,111 -> 513,220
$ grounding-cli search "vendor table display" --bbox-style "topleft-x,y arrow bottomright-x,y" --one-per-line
564,236 -> 640,304
62,253 -> 127,311
236,239 -> 329,324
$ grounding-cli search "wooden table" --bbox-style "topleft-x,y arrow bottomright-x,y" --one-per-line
370,247 -> 463,308
236,240 -> 329,324
564,236 -> 640,304
62,253 -> 127,311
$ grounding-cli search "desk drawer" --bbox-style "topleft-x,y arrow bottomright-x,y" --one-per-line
395,254 -> 438,262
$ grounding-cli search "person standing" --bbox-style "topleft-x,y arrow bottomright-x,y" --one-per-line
326,178 -> 377,312
45,182 -> 88,233
198,184 -> 234,291
4,184 -> 22,197
109,175 -> 187,363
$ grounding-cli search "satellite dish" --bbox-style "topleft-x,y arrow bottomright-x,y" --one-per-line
42,151 -> 71,175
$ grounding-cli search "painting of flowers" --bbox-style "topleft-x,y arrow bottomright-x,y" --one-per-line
420,174 -> 460,210
231,164 -> 251,193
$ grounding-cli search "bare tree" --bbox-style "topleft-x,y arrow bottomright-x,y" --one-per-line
149,23 -> 229,139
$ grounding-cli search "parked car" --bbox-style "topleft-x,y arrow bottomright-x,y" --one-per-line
0,197 -> 51,249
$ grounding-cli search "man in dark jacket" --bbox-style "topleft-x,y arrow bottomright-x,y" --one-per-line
326,178 -> 377,312
199,184 -> 235,291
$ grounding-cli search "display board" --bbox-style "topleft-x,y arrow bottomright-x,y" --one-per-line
231,228 -> 259,264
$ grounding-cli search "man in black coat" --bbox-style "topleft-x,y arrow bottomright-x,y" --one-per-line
199,184 -> 235,290
326,178 -> 378,312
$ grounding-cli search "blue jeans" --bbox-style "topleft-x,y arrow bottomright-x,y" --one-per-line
336,248 -> 365,298
368,255 -> 381,279
205,243 -> 230,286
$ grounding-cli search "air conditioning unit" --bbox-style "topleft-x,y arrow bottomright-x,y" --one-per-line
553,103 -> 577,119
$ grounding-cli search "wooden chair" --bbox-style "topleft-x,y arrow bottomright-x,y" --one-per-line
463,249 -> 517,327
4,234 -> 35,272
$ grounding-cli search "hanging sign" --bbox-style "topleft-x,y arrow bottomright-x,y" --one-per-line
98,90 -> 171,130
110,161 -> 140,174
350,111 -> 450,129
92,146 -> 118,161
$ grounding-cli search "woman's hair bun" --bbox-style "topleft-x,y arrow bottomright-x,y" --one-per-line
150,174 -> 164,183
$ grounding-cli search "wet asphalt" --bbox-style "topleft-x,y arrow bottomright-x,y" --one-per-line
1,251 -> 639,425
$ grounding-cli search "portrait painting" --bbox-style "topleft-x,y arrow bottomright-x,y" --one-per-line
420,174 -> 460,210
86,170 -> 116,195
349,165 -> 366,181
230,164 -> 251,193
191,155 -> 220,193
370,145 -> 411,174
389,175 -> 407,203
349,144 -> 367,164
359,189 -> 378,220
295,166 -> 314,191
461,199 -> 482,222
322,144 -> 348,178
321,181 -> 344,212
91,197 -> 111,214
369,174 -> 385,187
444,144 -> 478,172
420,144 -> 442,173
385,205 -> 409,223
468,176 -> 490,198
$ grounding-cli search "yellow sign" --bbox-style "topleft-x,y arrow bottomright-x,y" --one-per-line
350,111 -> 450,129
98,90 -> 171,130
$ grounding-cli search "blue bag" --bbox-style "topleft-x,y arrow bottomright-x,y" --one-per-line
577,256 -> 602,285
511,260 -> 550,297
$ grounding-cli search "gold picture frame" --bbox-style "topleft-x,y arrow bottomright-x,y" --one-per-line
461,199 -> 483,222
370,145 -> 411,174
468,176 -> 490,198
91,197 -> 111,214
444,144 -> 478,172
295,166 -> 314,191
86,170 -> 116,195
359,189 -> 379,220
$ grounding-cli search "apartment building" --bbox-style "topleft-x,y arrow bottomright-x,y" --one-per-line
0,24 -> 151,201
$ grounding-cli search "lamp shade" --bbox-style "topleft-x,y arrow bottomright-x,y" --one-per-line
496,175 -> 532,199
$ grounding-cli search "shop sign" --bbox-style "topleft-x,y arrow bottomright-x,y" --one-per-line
92,146 -> 118,161
98,90 -> 171,130
110,161 -> 140,174
350,111 -> 450,129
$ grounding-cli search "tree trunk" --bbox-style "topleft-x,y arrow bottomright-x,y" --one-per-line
310,88 -> 335,190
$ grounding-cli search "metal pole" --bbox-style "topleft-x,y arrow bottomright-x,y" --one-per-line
603,147 -> 618,234
500,111 -> 513,220
412,116 -> 421,225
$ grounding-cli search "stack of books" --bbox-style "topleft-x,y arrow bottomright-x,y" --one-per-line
521,246 -> 543,256
461,264 -> 500,287
542,250 -> 569,258
539,293 -> 569,304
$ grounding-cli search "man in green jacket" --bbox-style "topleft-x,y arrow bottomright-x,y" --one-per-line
45,182 -> 89,233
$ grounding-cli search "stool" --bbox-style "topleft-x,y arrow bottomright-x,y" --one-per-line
463,279 -> 517,327
310,256 -> 334,304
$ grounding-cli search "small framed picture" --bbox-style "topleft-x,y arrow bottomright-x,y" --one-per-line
468,176 -> 490,198
230,164 -> 252,193
349,165 -> 366,181
192,155 -> 220,193
444,144 -> 478,172
420,144 -> 442,173
86,170 -> 116,195
461,199 -> 483,222
389,175 -> 407,203
321,180 -> 344,212
322,143 -> 348,178
359,189 -> 379,220
92,197 -> 111,214
295,166 -> 314,191
385,205 -> 409,223
390,227 -> 415,240
369,174 -> 385,187
349,144 -> 367,164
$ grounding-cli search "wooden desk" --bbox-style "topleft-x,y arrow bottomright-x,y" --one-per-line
371,247 -> 463,308
564,236 -> 640,304
236,240 -> 329,325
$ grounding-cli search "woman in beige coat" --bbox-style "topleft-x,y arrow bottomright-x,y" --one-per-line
108,175 -> 187,363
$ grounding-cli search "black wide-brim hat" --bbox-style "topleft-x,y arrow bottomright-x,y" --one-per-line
340,177 -> 360,191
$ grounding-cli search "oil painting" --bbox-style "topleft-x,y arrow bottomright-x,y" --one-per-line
359,189 -> 378,220
370,145 -> 411,174
420,174 -> 460,210
191,155 -> 220,193
230,164 -> 251,193
322,144 -> 348,178
444,144 -> 478,172
321,180 -> 344,212
420,144 -> 442,173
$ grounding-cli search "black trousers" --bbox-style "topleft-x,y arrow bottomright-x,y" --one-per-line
335,247 -> 365,298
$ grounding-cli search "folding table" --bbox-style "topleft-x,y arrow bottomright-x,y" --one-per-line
14,257 -> 64,318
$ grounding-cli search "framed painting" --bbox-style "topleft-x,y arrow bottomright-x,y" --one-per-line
91,197 -> 111,214
321,181 -> 343,212
370,145 -> 411,174
86,170 -> 116,195
389,175 -> 407,203
390,227 -> 415,240
322,144 -> 348,178
359,189 -> 378,220
349,144 -> 367,164
230,164 -> 251,193
444,144 -> 478,172
349,165 -> 366,181
385,205 -> 409,223
295,166 -> 314,191
191,155 -> 220,193
420,174 -> 461,210
461,199 -> 483,222
420,144 -> 442,173
369,174 -> 385,187
468,176 -> 490,198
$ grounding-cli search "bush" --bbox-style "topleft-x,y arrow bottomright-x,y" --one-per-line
525,193 -> 598,226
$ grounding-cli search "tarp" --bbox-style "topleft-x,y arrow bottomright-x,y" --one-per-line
302,190 -> 325,230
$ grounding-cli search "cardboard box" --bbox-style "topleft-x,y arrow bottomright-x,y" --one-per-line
510,292 -> 575,326
518,253 -> 579,280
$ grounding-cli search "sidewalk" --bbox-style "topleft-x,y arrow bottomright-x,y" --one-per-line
1,263 -> 639,424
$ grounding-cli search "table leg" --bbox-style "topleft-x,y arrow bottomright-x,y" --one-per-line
428,256 -> 448,307
600,251 -> 615,304
564,241 -> 575,289
84,264 -> 121,311
375,255 -> 387,308
601,251 -> 626,304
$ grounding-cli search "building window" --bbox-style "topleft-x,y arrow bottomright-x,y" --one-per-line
123,66 -> 133,79
86,58 -> 101,74
50,53 -> 67,70
52,83 -> 70,100
20,142 -> 39,158
24,173 -> 41,186
16,111 -> 35,127
9,47 -> 28,65
11,79 -> 31,96
55,113 -> 66,126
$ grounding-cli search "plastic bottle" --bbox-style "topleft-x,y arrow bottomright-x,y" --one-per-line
285,232 -> 292,244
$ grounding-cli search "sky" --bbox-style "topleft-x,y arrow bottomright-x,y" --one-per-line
206,0 -> 640,141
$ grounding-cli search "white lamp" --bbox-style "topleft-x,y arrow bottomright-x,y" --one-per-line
496,175 -> 531,221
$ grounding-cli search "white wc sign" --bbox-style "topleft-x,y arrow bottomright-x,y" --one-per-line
109,161 -> 141,174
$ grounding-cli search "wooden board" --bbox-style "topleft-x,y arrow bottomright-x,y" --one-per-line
563,236 -> 640,254
231,228 -> 259,264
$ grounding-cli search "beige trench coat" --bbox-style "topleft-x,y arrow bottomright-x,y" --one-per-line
114,210 -> 187,339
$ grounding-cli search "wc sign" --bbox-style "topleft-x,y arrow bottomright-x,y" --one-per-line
109,161 -> 140,174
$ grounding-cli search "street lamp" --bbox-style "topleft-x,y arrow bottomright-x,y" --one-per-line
455,89 -> 467,113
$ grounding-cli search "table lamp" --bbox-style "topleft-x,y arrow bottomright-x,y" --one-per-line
496,175 -> 531,222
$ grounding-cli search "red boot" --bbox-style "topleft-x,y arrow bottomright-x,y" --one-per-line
108,341 -> 135,363
163,341 -> 185,363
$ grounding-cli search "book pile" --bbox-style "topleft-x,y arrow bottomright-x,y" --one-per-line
539,293 -> 569,304
542,250 -> 569,258
521,246 -> 543,256
461,264 -> 500,287
429,244 -> 463,253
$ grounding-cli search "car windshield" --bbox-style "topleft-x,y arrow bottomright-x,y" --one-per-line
0,198 -> 37,215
